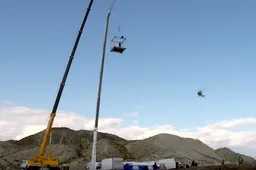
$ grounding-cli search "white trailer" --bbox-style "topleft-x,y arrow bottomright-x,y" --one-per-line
101,157 -> 124,170
158,158 -> 176,169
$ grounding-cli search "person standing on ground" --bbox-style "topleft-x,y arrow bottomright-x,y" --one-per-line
153,162 -> 158,170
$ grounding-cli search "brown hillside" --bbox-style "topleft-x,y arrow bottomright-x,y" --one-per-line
0,127 -> 131,169
126,133 -> 223,164
11,127 -> 127,147
215,147 -> 256,164
0,127 -> 255,170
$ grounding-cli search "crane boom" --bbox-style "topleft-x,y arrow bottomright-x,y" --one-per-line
37,0 -> 94,158
21,1 -> 95,168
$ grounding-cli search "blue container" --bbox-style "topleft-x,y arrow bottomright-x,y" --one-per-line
123,164 -> 155,170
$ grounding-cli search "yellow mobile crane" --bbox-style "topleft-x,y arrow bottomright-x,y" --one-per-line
20,1 -> 95,169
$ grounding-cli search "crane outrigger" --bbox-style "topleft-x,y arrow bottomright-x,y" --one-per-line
20,1 -> 95,169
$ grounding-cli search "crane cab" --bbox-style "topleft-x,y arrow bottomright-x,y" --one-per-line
110,36 -> 126,54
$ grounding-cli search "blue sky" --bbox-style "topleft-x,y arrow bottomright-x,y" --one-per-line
1,0 -> 256,130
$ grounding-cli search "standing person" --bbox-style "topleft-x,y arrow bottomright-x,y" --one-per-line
153,162 -> 158,170
238,156 -> 243,165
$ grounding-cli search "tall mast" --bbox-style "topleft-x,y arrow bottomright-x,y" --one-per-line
90,0 -> 117,169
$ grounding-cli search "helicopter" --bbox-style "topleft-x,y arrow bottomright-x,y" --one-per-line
197,90 -> 205,97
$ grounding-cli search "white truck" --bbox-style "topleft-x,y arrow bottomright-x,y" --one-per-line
101,157 -> 124,170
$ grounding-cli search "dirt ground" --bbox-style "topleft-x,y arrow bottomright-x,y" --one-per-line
182,164 -> 256,170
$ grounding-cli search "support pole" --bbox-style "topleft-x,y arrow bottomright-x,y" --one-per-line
90,1 -> 116,169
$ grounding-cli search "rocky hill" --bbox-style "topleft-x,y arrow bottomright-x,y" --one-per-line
125,133 -> 223,164
215,147 -> 256,164
0,127 -> 255,169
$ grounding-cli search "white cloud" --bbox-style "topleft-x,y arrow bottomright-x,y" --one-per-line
206,118 -> 256,129
132,120 -> 139,124
1,104 -> 256,156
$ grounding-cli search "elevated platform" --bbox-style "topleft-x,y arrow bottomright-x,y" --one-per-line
111,46 -> 126,53
110,36 -> 127,54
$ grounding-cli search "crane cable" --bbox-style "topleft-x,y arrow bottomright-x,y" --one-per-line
108,0 -> 122,34
108,0 -> 117,13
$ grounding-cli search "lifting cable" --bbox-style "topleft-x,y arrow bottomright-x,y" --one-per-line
108,0 -> 117,13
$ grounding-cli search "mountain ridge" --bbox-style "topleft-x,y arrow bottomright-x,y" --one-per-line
215,147 -> 256,164
0,127 -> 255,169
